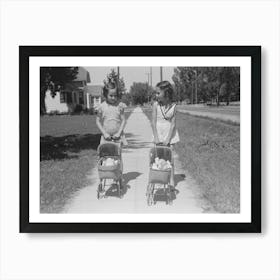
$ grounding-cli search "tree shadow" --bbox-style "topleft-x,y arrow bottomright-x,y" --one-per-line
174,174 -> 186,186
40,133 -> 101,161
122,171 -> 142,192
124,132 -> 153,150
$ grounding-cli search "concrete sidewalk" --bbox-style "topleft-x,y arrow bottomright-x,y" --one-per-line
63,107 -> 213,213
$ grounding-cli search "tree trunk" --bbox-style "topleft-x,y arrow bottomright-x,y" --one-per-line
191,83 -> 194,104
226,97 -> 230,106
40,90 -> 46,115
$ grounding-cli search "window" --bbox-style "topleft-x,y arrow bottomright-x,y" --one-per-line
60,92 -> 73,103
67,92 -> 72,103
60,92 -> 67,103
79,92 -> 84,104
74,81 -> 84,87
91,96 -> 94,106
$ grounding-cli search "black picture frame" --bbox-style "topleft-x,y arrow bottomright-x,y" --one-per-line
20,46 -> 261,233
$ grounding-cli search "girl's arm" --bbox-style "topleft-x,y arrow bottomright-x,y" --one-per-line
151,101 -> 160,143
114,105 -> 126,138
96,112 -> 110,139
114,112 -> 126,138
164,105 -> 177,145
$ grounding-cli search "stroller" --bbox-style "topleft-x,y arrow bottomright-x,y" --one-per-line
97,138 -> 123,199
146,143 -> 173,206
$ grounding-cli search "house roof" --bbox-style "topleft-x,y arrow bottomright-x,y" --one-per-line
74,67 -> 91,83
87,85 -> 103,97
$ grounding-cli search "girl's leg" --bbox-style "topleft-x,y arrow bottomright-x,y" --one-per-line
170,145 -> 175,187
170,165 -> 175,187
121,133 -> 128,147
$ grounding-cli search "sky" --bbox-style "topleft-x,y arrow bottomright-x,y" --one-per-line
84,66 -> 176,91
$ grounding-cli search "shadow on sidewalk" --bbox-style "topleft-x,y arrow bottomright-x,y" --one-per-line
104,172 -> 142,198
174,174 -> 186,186
122,171 -> 142,195
124,133 -> 152,150
152,174 -> 185,204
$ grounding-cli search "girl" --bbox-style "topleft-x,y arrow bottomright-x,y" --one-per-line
151,80 -> 180,187
96,82 -> 127,146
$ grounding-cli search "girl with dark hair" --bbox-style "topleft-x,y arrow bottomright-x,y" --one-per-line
96,81 -> 127,145
151,80 -> 180,187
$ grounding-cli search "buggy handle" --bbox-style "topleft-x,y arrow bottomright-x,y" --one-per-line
104,136 -> 121,142
155,142 -> 170,147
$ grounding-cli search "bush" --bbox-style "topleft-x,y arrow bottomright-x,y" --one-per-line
73,104 -> 83,114
49,110 -> 60,116
89,108 -> 96,115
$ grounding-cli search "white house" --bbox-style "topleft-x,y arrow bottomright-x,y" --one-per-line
45,67 -> 91,114
86,85 -> 103,109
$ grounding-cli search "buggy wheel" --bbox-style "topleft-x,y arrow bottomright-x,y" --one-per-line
167,193 -> 173,205
168,185 -> 173,205
118,178 -> 123,198
146,183 -> 151,197
97,183 -> 103,200
165,184 -> 171,205
147,184 -> 153,206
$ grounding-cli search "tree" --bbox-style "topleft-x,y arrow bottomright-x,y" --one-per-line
218,67 -> 240,105
172,72 -> 187,102
172,67 -> 240,106
172,67 -> 204,104
103,68 -> 126,97
40,67 -> 79,114
121,92 -> 132,106
129,82 -> 153,105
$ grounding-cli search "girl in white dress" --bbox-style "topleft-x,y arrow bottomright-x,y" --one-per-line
151,80 -> 180,187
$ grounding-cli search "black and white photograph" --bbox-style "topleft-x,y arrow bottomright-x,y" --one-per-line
20,46 -> 260,232
40,66 -> 240,214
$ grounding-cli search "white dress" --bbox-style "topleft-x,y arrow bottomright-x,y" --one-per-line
154,102 -> 180,145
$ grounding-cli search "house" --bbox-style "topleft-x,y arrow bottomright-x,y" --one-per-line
45,67 -> 91,114
86,85 -> 103,109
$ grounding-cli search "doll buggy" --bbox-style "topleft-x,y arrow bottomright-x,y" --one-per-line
97,139 -> 123,199
146,144 -> 173,206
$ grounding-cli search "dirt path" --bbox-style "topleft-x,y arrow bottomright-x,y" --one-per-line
63,107 -> 213,213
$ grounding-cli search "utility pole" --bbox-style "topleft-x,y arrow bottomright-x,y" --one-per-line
160,67 -> 163,82
146,73 -> 150,103
150,67 -> 153,87
194,69 -> 197,104
145,73 -> 150,85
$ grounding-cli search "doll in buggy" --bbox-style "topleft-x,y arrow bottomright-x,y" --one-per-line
97,137 -> 123,199
146,143 -> 173,205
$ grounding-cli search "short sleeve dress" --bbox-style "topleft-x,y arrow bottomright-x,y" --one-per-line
154,101 -> 180,145
97,101 -> 128,146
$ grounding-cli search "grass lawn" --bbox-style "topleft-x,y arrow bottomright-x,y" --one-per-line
143,108 -> 240,213
40,115 -> 101,213
40,111 -> 132,213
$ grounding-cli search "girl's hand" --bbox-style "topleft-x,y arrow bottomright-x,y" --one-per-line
154,137 -> 160,144
103,132 -> 111,140
163,140 -> 170,146
113,132 -> 121,139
